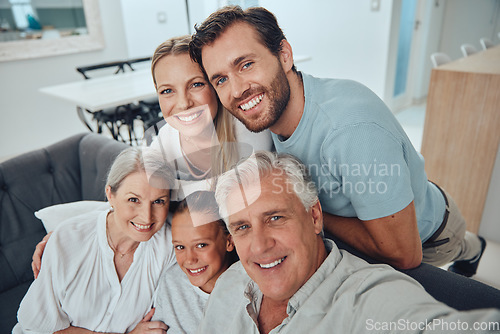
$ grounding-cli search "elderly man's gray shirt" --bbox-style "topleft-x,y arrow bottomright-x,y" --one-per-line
197,239 -> 500,333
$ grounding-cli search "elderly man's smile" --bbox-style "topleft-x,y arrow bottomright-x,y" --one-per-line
258,256 -> 287,269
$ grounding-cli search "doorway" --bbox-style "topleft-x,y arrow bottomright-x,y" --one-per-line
386,0 -> 445,113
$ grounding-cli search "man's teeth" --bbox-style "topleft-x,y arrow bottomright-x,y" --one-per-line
189,267 -> 206,274
131,222 -> 152,230
240,94 -> 263,111
177,111 -> 202,122
259,257 -> 285,269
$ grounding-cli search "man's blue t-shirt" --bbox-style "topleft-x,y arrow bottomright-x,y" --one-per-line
272,73 -> 444,242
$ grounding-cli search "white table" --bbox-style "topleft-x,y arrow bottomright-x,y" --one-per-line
40,69 -> 157,112
40,54 -> 312,112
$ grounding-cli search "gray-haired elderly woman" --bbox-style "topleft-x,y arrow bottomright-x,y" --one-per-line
15,147 -> 175,334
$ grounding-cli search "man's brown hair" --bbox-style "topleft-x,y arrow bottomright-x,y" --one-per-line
189,5 -> 296,73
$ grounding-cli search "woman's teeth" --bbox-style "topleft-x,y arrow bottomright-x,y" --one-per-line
240,94 -> 263,111
177,110 -> 202,122
259,256 -> 285,269
131,222 -> 152,230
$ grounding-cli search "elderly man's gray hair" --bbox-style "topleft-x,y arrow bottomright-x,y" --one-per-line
215,151 -> 319,222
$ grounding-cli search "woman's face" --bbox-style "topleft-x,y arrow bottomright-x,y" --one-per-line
172,210 -> 234,293
154,53 -> 219,138
106,171 -> 170,243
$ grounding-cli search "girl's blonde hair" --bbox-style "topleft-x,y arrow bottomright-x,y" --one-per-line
151,35 -> 239,182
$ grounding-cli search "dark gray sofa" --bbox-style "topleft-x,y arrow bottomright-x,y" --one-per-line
1,133 -> 499,332
0,133 -> 127,331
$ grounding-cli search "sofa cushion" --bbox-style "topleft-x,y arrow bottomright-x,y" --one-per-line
79,133 -> 128,200
35,200 -> 111,233
0,133 -> 86,295
0,281 -> 31,332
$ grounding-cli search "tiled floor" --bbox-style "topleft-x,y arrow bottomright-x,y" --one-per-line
395,103 -> 500,290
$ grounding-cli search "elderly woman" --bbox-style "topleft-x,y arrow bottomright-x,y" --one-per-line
14,147 -> 175,334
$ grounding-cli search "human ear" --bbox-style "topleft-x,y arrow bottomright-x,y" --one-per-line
279,39 -> 294,73
105,185 -> 114,207
226,234 -> 235,252
310,200 -> 324,235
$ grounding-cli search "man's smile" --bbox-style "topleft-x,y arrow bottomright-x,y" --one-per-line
239,93 -> 264,112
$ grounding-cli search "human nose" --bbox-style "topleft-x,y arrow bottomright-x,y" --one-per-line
177,92 -> 194,110
185,248 -> 198,265
138,204 -> 153,223
250,224 -> 275,255
230,75 -> 250,99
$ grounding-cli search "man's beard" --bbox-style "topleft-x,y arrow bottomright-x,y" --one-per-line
232,66 -> 291,133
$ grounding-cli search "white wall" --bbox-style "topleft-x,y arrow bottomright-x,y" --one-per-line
0,0 -> 128,161
120,0 -> 190,59
439,0 -> 500,60
260,0 -> 395,99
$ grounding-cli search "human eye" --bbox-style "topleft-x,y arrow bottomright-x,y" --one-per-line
196,243 -> 208,249
242,61 -> 253,70
128,197 -> 139,203
159,88 -> 173,95
174,245 -> 184,251
192,81 -> 205,88
269,215 -> 283,223
215,77 -> 227,86
153,198 -> 166,205
235,224 -> 250,232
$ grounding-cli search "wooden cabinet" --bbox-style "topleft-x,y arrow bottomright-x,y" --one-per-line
421,46 -> 500,233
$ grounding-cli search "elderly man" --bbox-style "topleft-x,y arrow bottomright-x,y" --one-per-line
197,151 -> 500,333
189,5 -> 485,274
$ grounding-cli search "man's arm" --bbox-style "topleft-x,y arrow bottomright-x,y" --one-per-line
323,201 -> 422,269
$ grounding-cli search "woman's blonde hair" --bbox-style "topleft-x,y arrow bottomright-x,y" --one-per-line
151,35 -> 239,183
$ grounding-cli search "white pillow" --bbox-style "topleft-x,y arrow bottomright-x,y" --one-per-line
35,201 -> 111,233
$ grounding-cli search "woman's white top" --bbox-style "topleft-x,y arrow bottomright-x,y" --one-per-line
147,120 -> 273,201
15,207 -> 176,334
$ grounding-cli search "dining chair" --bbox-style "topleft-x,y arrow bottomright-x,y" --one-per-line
124,56 -> 164,131
76,61 -> 128,79
75,61 -> 143,145
460,44 -> 478,57
479,37 -> 494,50
430,52 -> 452,68
125,56 -> 152,71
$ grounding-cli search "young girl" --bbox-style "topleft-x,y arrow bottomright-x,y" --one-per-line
152,191 -> 237,333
